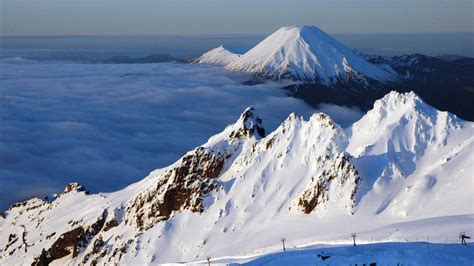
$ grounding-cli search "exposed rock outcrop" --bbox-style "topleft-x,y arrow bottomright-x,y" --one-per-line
125,147 -> 226,230
227,107 -> 265,140
31,210 -> 106,266
298,153 -> 361,214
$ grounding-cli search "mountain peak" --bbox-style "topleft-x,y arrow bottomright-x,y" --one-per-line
354,91 -> 430,128
367,91 -> 455,124
203,107 -> 265,149
226,25 -> 397,85
347,91 -> 465,158
193,45 -> 247,65
228,106 -> 265,139
374,91 -> 420,111
61,182 -> 87,195
278,25 -> 331,39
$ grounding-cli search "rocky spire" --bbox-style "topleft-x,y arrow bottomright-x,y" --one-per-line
227,107 -> 265,140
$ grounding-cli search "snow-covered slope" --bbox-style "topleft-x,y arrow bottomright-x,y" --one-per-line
347,91 -> 474,217
194,45 -> 246,65
226,26 -> 397,85
1,92 -> 473,265
236,242 -> 474,265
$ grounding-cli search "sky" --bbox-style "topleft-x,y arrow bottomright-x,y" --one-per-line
1,0 -> 473,36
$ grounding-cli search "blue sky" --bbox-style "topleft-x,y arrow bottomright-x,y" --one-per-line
1,0 -> 473,35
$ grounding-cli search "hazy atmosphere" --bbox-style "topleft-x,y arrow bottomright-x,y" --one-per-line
2,0 -> 473,35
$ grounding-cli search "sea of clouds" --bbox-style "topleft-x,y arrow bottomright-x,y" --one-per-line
0,59 -> 363,210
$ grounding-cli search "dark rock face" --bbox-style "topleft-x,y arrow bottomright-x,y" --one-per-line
125,147 -> 226,230
32,227 -> 86,266
228,107 -> 266,140
35,227 -> 86,265
8,201 -> 29,211
298,153 -> 361,214
103,218 -> 119,232
82,236 -> 106,265
31,210 -> 107,266
298,183 -> 325,214
61,182 -> 88,195
5,234 -> 18,252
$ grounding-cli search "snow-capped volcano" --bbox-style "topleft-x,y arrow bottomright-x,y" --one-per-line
225,26 -> 397,85
1,92 -> 472,265
193,45 -> 247,65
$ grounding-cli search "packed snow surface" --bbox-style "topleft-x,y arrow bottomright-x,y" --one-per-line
231,242 -> 474,265
225,26 -> 398,84
0,91 -> 472,265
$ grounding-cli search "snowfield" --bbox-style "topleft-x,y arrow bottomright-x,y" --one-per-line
230,242 -> 474,265
0,91 -> 473,265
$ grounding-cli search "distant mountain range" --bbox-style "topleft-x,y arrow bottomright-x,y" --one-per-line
195,26 -> 474,121
103,54 -> 175,64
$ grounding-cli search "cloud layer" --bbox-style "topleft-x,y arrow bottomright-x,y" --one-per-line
0,60 -> 362,210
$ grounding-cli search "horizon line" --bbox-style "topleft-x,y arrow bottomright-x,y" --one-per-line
1,31 -> 474,38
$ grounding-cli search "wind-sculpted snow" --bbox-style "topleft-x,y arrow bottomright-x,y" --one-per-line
0,92 -> 473,265
347,91 -> 473,217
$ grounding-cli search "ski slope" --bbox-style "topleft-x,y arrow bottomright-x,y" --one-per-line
234,242 -> 474,266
